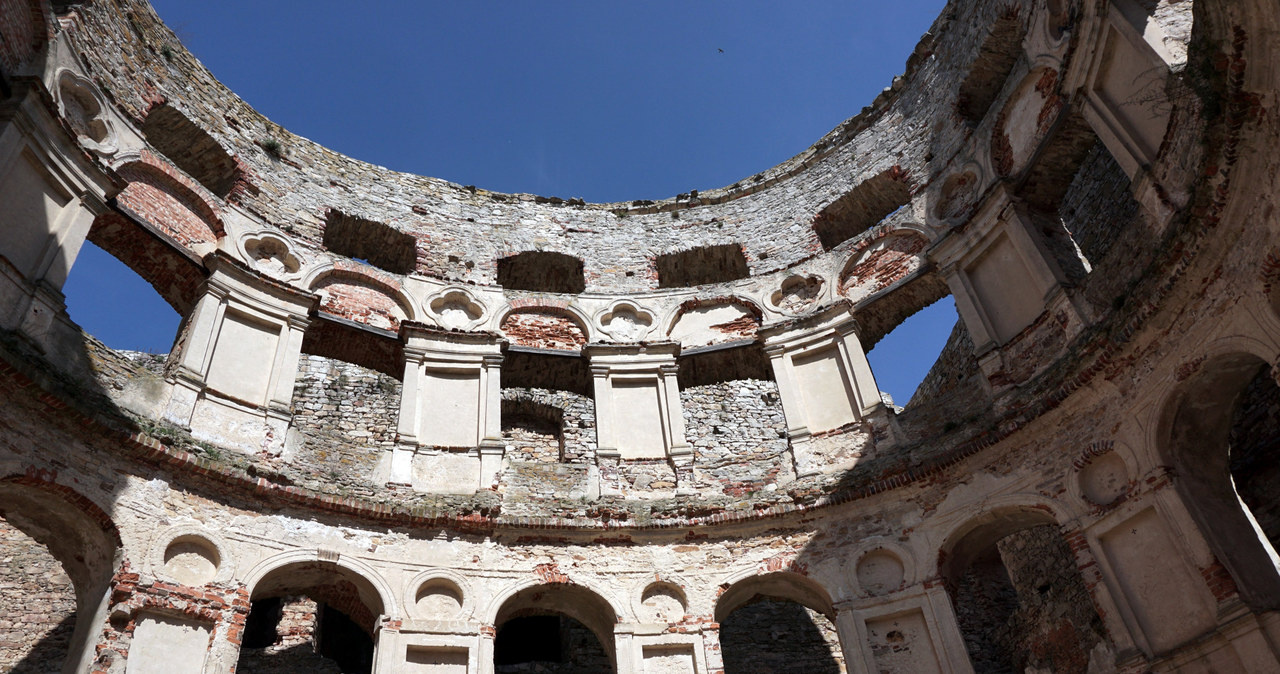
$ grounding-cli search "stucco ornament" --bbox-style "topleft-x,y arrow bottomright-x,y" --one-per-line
597,300 -> 655,342
240,231 -> 303,280
770,274 -> 825,315
427,287 -> 486,331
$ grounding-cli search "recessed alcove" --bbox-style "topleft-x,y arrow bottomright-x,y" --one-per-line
655,244 -> 750,288
497,251 -> 586,294
141,104 -> 240,197
322,210 -> 418,276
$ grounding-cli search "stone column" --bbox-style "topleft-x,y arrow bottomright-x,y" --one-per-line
163,252 -> 315,455
759,303 -> 885,477
392,324 -> 505,492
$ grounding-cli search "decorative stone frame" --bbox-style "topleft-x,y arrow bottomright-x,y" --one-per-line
237,230 -> 303,282
164,253 -> 314,455
1079,1 -> 1174,182
391,324 -> 505,489
595,299 -> 656,342
585,342 -> 690,463
759,303 -> 883,476
835,586 -> 973,674
931,186 -> 1084,367
54,69 -> 119,157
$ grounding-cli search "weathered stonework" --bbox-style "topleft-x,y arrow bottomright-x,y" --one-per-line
1,0 -> 1279,672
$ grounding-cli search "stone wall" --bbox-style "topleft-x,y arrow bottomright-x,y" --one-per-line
720,600 -> 844,674
0,517 -> 78,674
680,379 -> 792,496
287,355 -> 400,491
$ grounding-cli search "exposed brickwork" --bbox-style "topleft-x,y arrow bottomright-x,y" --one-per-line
501,311 -> 588,351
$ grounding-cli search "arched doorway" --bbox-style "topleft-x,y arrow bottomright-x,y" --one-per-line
0,479 -> 120,674
1161,351 -> 1280,609
492,583 -> 617,673
939,507 -> 1107,673
715,572 -> 842,674
238,560 -> 388,674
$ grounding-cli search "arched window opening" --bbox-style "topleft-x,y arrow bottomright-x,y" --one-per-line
944,517 -> 1107,674
492,583 -> 617,673
0,515 -> 78,672
141,104 -> 240,198
720,598 -> 842,674
812,169 -> 913,251
62,239 -> 182,355
655,244 -> 749,288
1017,110 -> 1135,293
494,614 -> 610,672
497,251 -> 586,294
957,12 -> 1026,125
715,573 -> 842,674
0,482 -> 120,674
866,295 -> 957,409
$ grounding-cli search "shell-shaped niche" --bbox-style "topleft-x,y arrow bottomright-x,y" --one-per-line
500,308 -> 588,351
639,581 -> 687,623
241,231 -> 303,279
57,70 -> 116,155
667,298 -> 761,347
161,534 -> 222,586
769,275 -> 824,316
855,548 -> 906,597
839,232 -> 930,303
597,300 -> 654,342
428,287 -> 486,331
1078,451 -> 1130,506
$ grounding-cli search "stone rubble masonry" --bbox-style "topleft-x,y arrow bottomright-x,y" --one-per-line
1,0 -> 1278,673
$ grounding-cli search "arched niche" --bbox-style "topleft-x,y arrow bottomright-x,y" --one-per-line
990,66 -> 1065,177
838,229 -> 931,303
665,296 -> 762,348
499,305 -> 590,351
937,504 -> 1106,674
309,267 -> 415,333
239,552 -> 394,673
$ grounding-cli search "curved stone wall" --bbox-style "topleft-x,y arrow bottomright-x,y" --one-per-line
1,0 -> 1280,672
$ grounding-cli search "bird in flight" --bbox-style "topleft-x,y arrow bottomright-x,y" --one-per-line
718,48 -> 724,53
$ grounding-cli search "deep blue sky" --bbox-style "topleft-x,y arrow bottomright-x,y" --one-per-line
64,0 -> 956,403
